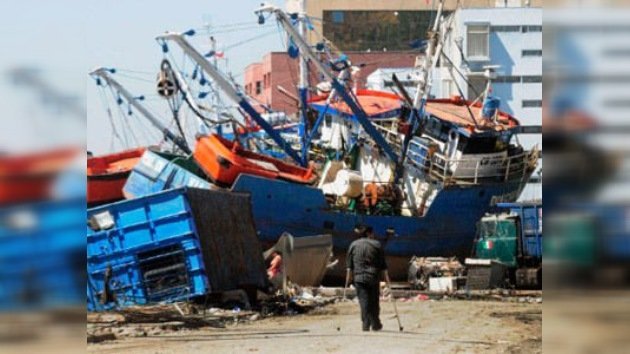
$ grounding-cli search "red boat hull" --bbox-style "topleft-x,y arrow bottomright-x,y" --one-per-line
87,147 -> 145,205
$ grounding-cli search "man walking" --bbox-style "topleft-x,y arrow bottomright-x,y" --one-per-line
346,225 -> 389,331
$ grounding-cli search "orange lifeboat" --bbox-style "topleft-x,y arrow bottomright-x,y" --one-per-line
87,147 -> 145,205
0,147 -> 80,205
194,134 -> 315,186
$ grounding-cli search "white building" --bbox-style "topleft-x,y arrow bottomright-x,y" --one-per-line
366,7 -> 542,133
366,68 -> 420,98
366,6 -> 542,201
436,6 -> 542,149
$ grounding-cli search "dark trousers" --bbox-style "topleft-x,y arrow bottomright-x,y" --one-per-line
354,281 -> 381,330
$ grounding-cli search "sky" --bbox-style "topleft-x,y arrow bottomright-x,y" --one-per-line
0,0 -> 86,152
84,0 -> 288,155
0,0 -> 287,154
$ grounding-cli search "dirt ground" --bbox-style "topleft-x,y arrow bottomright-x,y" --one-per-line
88,299 -> 541,354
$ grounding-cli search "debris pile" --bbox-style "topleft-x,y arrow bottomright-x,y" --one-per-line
87,286 -> 339,343
87,303 -> 238,343
408,256 -> 465,290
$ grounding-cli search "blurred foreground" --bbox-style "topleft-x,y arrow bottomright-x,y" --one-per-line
1,0 -> 630,352
544,2 -> 630,352
0,1 -> 85,352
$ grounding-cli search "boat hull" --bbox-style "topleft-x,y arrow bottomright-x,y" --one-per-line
232,174 -> 529,281
87,148 -> 145,206
87,171 -> 132,206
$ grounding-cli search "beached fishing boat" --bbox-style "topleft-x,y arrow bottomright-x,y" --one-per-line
87,147 -> 145,205
90,0 -> 539,280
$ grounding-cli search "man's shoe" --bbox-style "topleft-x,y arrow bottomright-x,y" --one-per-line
362,327 -> 370,332
372,323 -> 383,331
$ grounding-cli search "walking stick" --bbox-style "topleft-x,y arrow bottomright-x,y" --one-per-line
343,268 -> 351,300
385,271 -> 404,332
335,269 -> 352,332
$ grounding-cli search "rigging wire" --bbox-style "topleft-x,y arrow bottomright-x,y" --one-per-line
275,21 -> 300,109
111,72 -> 155,84
95,83 -> 126,151
221,29 -> 279,52
191,21 -> 276,31
163,46 -> 237,130
107,84 -> 142,148
439,50 -> 482,99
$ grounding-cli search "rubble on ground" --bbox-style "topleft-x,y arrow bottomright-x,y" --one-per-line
87,285 -> 541,344
87,285 -> 338,343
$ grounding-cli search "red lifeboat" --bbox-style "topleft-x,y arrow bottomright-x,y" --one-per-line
87,147 -> 145,205
194,134 -> 315,186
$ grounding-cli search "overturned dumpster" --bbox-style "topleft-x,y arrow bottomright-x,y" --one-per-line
185,188 -> 268,292
87,187 -> 268,311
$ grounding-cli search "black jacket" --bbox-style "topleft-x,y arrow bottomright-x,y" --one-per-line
346,238 -> 387,284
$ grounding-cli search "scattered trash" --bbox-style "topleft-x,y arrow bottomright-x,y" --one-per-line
408,257 -> 465,290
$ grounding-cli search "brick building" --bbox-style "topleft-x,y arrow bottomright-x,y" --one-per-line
243,51 -> 417,115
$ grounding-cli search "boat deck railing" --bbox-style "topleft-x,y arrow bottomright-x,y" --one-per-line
405,140 -> 536,185
373,121 -> 403,153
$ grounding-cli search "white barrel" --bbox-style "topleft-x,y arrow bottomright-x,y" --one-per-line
332,169 -> 363,198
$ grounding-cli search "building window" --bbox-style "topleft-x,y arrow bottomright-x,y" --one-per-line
331,11 -> 344,24
522,75 -> 543,83
494,76 -> 521,83
522,49 -> 543,57
522,25 -> 542,33
442,79 -> 453,98
522,100 -> 542,108
255,81 -> 262,95
263,73 -> 270,90
491,25 -> 521,32
467,24 -> 490,59
323,10 -> 448,51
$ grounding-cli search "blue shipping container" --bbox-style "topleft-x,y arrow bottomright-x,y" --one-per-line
87,188 -> 209,311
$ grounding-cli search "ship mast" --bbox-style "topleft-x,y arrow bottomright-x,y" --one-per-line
413,0 -> 445,110
156,33 -> 304,165
398,0 -> 446,169
90,67 -> 192,154
256,3 -> 399,163
297,0 -> 309,165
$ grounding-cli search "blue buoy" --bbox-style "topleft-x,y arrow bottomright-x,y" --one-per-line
482,96 -> 501,119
